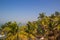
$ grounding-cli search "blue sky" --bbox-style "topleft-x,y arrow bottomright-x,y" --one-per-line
0,0 -> 60,24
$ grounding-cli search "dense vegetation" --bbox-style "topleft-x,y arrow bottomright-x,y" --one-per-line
0,12 -> 60,40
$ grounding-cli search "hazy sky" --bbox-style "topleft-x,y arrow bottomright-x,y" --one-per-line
0,0 -> 60,23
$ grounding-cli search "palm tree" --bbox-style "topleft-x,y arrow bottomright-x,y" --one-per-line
38,13 -> 46,19
55,11 -> 60,16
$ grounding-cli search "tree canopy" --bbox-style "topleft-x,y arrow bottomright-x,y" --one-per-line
0,11 -> 60,40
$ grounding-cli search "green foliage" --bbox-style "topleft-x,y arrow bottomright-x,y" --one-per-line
0,11 -> 60,40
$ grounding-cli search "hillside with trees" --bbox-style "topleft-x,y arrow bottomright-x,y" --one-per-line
0,11 -> 60,40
